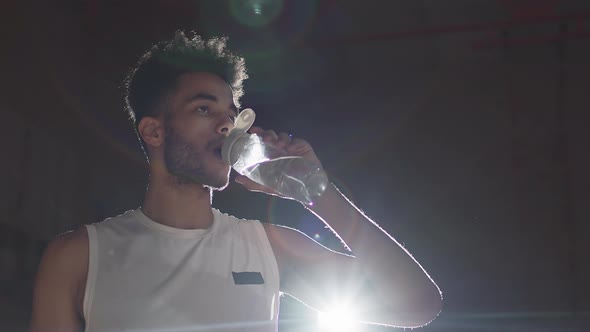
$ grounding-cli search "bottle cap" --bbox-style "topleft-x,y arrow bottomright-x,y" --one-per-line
221,108 -> 256,165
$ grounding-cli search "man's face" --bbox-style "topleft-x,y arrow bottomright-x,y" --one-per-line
162,72 -> 238,190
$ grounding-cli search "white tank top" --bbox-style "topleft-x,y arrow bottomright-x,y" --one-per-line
83,208 -> 280,332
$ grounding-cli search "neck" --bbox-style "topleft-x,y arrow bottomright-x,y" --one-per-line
141,172 -> 214,230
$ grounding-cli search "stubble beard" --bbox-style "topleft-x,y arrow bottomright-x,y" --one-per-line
163,125 -> 229,190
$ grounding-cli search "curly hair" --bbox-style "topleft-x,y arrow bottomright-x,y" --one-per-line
124,31 -> 248,158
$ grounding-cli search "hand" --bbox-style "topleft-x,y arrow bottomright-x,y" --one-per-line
234,127 -> 323,197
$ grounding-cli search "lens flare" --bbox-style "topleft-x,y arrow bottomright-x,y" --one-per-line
317,304 -> 359,331
229,0 -> 284,27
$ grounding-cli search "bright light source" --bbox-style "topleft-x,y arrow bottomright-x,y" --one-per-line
317,305 -> 359,332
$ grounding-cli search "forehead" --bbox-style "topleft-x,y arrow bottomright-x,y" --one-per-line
171,72 -> 235,105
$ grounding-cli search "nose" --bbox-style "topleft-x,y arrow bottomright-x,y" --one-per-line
216,114 -> 235,135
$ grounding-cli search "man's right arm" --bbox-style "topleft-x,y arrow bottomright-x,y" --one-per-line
29,228 -> 89,332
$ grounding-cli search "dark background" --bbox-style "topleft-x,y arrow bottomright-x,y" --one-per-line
1,0 -> 589,331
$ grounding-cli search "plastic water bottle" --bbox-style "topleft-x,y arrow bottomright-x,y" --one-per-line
222,109 -> 328,205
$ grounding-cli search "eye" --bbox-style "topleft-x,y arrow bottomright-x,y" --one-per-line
196,105 -> 209,114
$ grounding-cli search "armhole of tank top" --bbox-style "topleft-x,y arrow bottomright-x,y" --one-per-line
83,224 -> 98,331
250,220 -> 280,291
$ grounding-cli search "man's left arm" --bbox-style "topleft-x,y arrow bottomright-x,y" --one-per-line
237,127 -> 442,328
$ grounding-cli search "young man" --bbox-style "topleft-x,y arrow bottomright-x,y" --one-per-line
30,32 -> 442,332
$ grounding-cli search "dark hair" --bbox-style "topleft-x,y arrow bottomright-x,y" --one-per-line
124,31 -> 247,158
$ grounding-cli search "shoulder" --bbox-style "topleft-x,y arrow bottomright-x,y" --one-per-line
216,211 -> 331,263
33,227 -> 89,320
41,227 -> 89,295
43,227 -> 89,267
46,227 -> 89,261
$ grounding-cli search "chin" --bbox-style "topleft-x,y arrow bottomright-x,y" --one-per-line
205,169 -> 231,191
207,182 -> 229,192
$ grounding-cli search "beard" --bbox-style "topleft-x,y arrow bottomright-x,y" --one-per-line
163,124 -> 229,190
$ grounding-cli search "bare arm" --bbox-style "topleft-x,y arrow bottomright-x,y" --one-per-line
262,185 -> 441,328
310,184 -> 442,326
29,228 -> 88,332
239,127 -> 442,328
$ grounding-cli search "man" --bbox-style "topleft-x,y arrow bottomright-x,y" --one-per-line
30,32 -> 442,332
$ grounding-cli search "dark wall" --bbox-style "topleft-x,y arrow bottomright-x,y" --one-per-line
1,1 -> 589,331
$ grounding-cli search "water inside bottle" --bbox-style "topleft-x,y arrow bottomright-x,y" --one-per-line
242,156 -> 328,205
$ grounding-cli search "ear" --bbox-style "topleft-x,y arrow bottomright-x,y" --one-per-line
138,116 -> 165,148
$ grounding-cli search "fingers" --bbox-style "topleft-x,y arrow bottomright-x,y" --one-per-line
250,127 -> 288,147
250,126 -> 276,140
248,127 -> 320,164
249,126 -> 264,135
275,132 -> 292,149
286,137 -> 312,155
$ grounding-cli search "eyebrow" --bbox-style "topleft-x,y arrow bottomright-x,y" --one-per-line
185,93 -> 238,116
